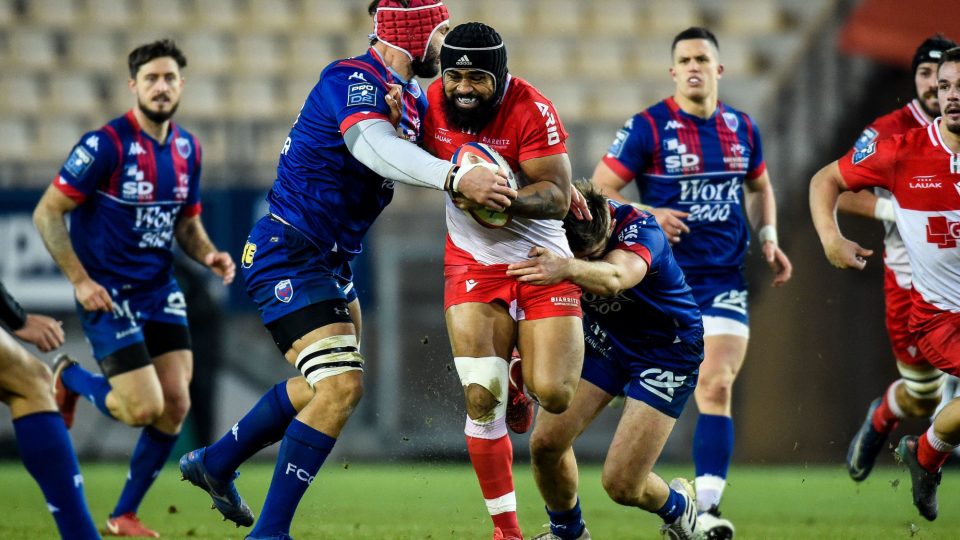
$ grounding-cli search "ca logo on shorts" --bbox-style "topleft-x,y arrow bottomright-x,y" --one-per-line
242,242 -> 257,269
638,368 -> 687,402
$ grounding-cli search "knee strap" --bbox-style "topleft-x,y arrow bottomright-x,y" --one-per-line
297,334 -> 363,387
897,364 -> 946,399
454,356 -> 509,422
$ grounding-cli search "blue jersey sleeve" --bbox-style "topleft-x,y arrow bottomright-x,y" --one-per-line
55,130 -> 119,203
319,62 -> 395,134
745,115 -> 766,178
603,114 -> 653,181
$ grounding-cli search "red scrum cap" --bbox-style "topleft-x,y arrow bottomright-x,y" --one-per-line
374,0 -> 449,62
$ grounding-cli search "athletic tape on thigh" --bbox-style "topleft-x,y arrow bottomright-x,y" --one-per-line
702,316 -> 750,338
454,356 -> 508,421
896,364 -> 946,399
297,334 -> 363,387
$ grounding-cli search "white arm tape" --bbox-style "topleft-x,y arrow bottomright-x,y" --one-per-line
758,224 -> 778,245
452,161 -> 499,193
873,197 -> 896,222
344,119 -> 451,190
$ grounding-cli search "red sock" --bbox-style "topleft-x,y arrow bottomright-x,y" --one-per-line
918,433 -> 951,474
466,434 -> 520,534
871,391 -> 901,433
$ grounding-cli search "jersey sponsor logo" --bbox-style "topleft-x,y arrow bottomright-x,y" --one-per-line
85,134 -> 99,151
711,289 -> 748,315
638,367 -> 687,402
122,164 -> 154,199
64,145 -> 95,178
347,83 -> 377,106
908,176 -> 941,189
952,155 -> 960,174
134,206 -> 177,248
348,71 -> 367,81
275,279 -> 294,303
722,112 -> 740,132
926,216 -> 960,248
465,279 -> 479,292
851,142 -> 876,165
583,290 -> 632,315
608,128 -> 628,158
664,120 -> 683,130
175,137 -> 192,159
678,178 -> 741,203
617,223 -> 639,243
663,138 -> 700,172
854,127 -> 878,151
535,101 -> 561,146
128,141 -> 146,156
174,173 -> 190,200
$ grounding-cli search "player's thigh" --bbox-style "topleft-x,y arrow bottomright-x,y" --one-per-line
152,348 -> 193,399
445,301 -> 515,358
517,315 -> 584,387
917,313 -> 960,377
533,379 -> 612,453
0,329 -> 53,407
700,333 -> 748,382
604,397 -> 676,481
108,362 -> 164,407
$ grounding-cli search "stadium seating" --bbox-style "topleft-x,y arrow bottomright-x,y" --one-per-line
0,0 -> 822,182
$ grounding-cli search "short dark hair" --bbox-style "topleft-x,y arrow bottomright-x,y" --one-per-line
563,181 -> 611,257
128,39 -> 187,79
939,46 -> 960,71
671,26 -> 719,54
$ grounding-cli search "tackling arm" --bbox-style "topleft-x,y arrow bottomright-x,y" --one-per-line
509,153 -> 573,219
506,246 -> 648,297
837,190 -> 895,222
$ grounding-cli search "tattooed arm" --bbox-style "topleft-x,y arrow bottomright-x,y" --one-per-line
502,153 -> 573,220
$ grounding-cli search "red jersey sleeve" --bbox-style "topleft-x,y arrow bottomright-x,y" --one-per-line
837,136 -> 898,192
515,87 -> 568,162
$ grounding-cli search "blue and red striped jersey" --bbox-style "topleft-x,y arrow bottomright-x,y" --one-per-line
602,97 -> 766,274
54,110 -> 202,290
583,200 -> 702,352
268,48 -> 429,258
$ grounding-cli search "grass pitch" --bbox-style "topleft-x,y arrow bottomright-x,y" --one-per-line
0,461 -> 957,539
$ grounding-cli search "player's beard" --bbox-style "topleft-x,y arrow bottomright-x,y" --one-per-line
920,89 -> 939,118
138,96 -> 179,124
443,93 -> 497,134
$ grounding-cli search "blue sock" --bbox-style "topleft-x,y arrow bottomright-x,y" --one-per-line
204,382 -> 297,480
112,426 -> 178,517
693,414 -> 734,479
61,363 -> 114,419
250,419 -> 336,537
13,412 -> 100,540
546,498 -> 586,540
655,487 -> 686,523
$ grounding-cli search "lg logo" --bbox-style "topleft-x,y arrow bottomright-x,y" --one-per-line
285,463 -> 315,484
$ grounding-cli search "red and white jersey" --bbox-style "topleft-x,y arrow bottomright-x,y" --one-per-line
852,99 -> 933,286
424,75 -> 572,265
839,118 -> 960,328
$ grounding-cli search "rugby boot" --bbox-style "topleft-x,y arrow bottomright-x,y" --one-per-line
179,448 -> 255,526
506,354 -> 534,434
105,513 -> 160,538
846,397 -> 888,481
493,526 -> 524,540
896,435 -> 942,521
699,506 -> 734,539
660,478 -> 701,540
52,354 -> 80,429
531,527 -> 592,539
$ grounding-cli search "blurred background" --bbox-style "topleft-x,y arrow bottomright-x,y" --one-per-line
0,0 -> 958,467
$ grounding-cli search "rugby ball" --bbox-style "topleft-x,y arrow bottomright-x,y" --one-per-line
450,142 -> 518,229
